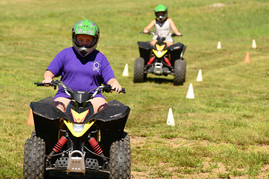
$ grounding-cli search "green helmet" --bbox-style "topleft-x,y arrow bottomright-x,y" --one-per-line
154,4 -> 168,22
72,19 -> 100,56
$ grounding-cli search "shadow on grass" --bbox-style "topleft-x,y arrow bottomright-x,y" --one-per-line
145,76 -> 174,84
46,172 -> 108,179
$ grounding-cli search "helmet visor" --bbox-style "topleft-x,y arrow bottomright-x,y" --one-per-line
156,12 -> 166,17
75,34 -> 95,48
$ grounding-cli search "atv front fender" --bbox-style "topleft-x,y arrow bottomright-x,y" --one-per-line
30,97 -> 66,153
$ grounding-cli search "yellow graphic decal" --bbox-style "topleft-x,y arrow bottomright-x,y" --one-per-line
156,44 -> 165,51
71,109 -> 89,123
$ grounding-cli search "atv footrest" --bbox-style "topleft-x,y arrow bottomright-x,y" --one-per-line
54,157 -> 99,171
85,158 -> 99,170
55,157 -> 68,169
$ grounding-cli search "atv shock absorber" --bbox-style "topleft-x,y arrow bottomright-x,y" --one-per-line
89,137 -> 108,167
164,57 -> 171,66
88,137 -> 103,155
147,57 -> 155,65
53,136 -> 68,152
48,136 -> 68,159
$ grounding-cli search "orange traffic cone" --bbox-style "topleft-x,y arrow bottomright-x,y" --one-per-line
244,52 -> 250,63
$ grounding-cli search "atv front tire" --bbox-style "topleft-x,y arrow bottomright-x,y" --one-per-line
134,57 -> 145,83
174,59 -> 186,85
23,136 -> 46,179
109,132 -> 131,179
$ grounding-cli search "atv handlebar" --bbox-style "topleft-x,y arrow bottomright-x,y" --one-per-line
172,33 -> 183,37
140,31 -> 182,37
140,31 -> 155,36
35,80 -> 125,99
102,84 -> 126,94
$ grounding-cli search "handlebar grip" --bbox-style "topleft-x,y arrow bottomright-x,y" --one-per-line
103,85 -> 126,94
34,82 -> 56,87
111,88 -> 125,94
34,82 -> 46,86
121,88 -> 126,94
172,33 -> 183,37
140,31 -> 154,35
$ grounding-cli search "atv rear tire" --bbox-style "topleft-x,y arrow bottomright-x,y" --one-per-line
23,136 -> 46,179
134,57 -> 145,83
174,59 -> 186,85
109,132 -> 131,179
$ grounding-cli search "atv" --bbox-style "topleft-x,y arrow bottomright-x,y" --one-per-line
23,80 -> 131,179
134,31 -> 187,85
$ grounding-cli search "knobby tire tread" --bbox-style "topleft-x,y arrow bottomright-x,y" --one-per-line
109,133 -> 131,179
174,59 -> 186,85
23,136 -> 46,179
134,57 -> 145,83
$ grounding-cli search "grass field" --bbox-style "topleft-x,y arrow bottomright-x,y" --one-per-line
0,0 -> 269,178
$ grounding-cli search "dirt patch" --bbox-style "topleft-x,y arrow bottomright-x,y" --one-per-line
130,135 -> 146,147
130,136 -> 269,178
131,171 -> 150,179
210,3 -> 226,8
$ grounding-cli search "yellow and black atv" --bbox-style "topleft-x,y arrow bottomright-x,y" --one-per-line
134,31 -> 186,85
23,80 -> 131,179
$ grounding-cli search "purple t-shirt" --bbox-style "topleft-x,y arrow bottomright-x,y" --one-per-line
47,47 -> 115,99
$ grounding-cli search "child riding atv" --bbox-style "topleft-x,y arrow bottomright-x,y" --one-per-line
134,4 -> 187,85
143,4 -> 182,47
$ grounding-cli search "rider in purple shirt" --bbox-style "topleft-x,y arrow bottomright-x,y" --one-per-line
47,47 -> 115,100
27,19 -> 122,125
43,19 -> 122,114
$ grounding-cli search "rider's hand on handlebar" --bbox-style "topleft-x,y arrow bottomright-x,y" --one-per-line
108,79 -> 122,93
42,77 -> 53,87
111,83 -> 122,93
172,32 -> 182,37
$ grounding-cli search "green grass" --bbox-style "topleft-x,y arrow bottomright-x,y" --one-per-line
0,0 -> 269,178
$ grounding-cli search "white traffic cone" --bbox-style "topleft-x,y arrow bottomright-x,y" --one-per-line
196,69 -> 203,82
252,39 -> 257,49
166,108 -> 175,126
186,83 -> 195,99
217,41 -> 221,49
122,64 -> 129,76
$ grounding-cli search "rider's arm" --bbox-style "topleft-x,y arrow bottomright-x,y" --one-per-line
169,18 -> 182,36
107,78 -> 122,93
144,19 -> 156,33
43,70 -> 55,83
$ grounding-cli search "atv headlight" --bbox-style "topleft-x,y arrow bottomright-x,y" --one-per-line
64,120 -> 96,137
73,124 -> 85,133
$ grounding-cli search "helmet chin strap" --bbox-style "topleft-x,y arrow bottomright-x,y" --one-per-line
157,16 -> 167,22
74,46 -> 95,57
80,48 -> 94,57
80,50 -> 87,56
